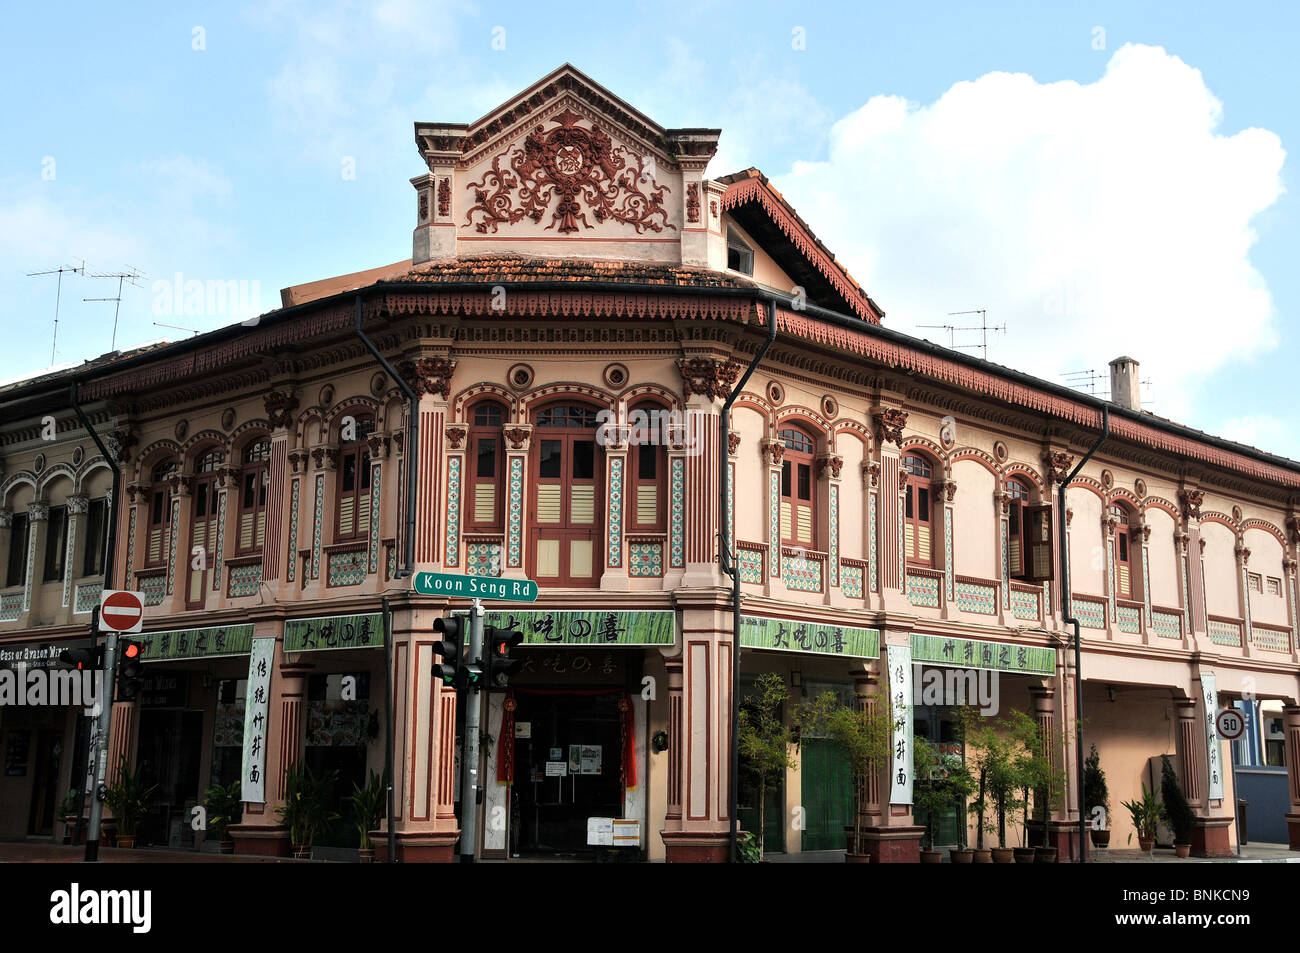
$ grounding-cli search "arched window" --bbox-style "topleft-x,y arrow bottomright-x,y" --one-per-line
237,439 -> 271,555
146,460 -> 177,569
629,404 -> 667,533
469,401 -> 505,533
530,402 -> 602,586
187,449 -> 222,604
1112,504 -> 1134,598
336,414 -> 376,541
779,426 -> 816,547
902,452 -> 935,567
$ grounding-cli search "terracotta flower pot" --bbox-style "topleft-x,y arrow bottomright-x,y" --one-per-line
293,846 -> 312,860
1013,847 -> 1036,863
991,847 -> 1015,863
950,849 -> 974,864
920,849 -> 943,864
1174,842 -> 1191,858
359,848 -> 375,863
845,852 -> 872,864
219,839 -> 236,854
1090,829 -> 1110,849
1138,837 -> 1155,852
117,835 -> 136,849
971,848 -> 993,863
1035,847 -> 1058,863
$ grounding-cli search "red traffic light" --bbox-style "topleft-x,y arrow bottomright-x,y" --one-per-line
122,642 -> 140,659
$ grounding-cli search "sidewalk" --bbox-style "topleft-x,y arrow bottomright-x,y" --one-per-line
766,843 -> 1300,863
0,842 -> 294,863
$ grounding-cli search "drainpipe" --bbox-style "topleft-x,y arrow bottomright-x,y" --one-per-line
354,295 -> 417,864
68,382 -> 121,860
1057,404 -> 1108,863
722,297 -> 779,862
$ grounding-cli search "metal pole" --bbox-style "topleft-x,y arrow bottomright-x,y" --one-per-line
84,632 -> 118,861
381,596 -> 397,863
460,599 -> 485,862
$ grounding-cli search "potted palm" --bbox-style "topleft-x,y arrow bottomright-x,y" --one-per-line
351,770 -> 386,862
58,788 -> 79,845
1122,783 -> 1163,853
276,762 -> 340,860
104,756 -> 157,849
1084,744 -> 1111,848
737,673 -> 797,859
1160,755 -> 1195,858
203,780 -> 242,853
795,689 -> 894,863
913,742 -> 976,863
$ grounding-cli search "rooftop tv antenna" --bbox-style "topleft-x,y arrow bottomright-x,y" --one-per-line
917,309 -> 1006,360
85,266 -> 147,351
26,260 -> 86,365
153,321 -> 201,337
1062,369 -> 1109,399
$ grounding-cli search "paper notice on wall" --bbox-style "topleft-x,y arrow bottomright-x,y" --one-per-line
1202,673 -> 1223,799
587,817 -> 614,846
241,637 -> 275,804
546,761 -> 567,777
580,745 -> 602,775
887,643 -> 913,805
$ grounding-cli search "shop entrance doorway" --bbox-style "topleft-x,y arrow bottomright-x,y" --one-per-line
136,708 -> 203,847
509,692 -> 623,857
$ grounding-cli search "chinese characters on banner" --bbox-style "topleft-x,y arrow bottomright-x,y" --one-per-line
241,637 -> 275,804
479,609 -> 674,646
887,644 -> 913,806
1201,672 -> 1222,799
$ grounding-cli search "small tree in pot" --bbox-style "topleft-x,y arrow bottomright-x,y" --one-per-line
965,718 -> 1024,862
1160,755 -> 1196,858
913,742 -> 976,863
737,673 -> 797,858
1084,744 -> 1111,848
276,763 -> 340,860
1122,783 -> 1163,853
351,770 -> 387,862
104,757 -> 157,849
203,780 -> 243,853
58,788 -> 79,845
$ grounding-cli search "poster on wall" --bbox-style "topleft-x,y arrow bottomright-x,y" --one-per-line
1201,673 -> 1223,799
887,644 -> 913,805
4,730 -> 30,777
241,637 -> 275,804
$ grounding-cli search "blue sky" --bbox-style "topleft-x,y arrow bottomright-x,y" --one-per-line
1,1 -> 1295,457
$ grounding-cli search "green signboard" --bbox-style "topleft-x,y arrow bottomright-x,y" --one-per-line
910,633 -> 1055,676
138,624 -> 254,663
413,572 -> 538,602
284,613 -> 384,653
739,615 -> 880,659
480,609 -> 674,647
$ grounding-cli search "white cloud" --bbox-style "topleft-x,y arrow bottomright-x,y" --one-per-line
773,44 -> 1285,424
1215,415 -> 1298,460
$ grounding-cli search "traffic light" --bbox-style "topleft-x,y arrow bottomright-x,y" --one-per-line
485,625 -> 524,689
116,639 -> 144,701
432,616 -> 465,687
58,646 -> 103,671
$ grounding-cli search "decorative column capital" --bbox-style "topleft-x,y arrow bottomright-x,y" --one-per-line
28,502 -> 49,522
871,408 -> 908,447
942,480 -> 957,503
1235,544 -> 1251,564
311,446 -> 338,471
217,466 -> 240,489
288,448 -> 310,473
404,357 -> 457,400
1178,488 -> 1204,521
727,431 -> 741,456
126,481 -> 150,505
444,425 -> 468,450
66,495 -> 90,516
863,462 -> 880,488
366,431 -> 391,459
503,425 -> 532,451
1044,451 -> 1074,484
167,473 -> 194,497
995,491 -> 1011,514
761,438 -> 786,466
677,357 -> 741,401
1102,513 -> 1117,536
264,389 -> 300,430
1286,515 -> 1300,545
815,454 -> 844,480
0,509 -> 11,528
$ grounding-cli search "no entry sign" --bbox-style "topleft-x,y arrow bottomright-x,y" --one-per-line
1215,708 -> 1246,741
99,590 -> 145,633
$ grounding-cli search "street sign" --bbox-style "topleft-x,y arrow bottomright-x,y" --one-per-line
412,571 -> 538,603
1216,708 -> 1246,741
99,590 -> 145,633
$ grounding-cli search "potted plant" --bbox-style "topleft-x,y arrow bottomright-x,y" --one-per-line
736,830 -> 762,863
737,673 -> 798,859
351,770 -> 386,862
795,689 -> 894,863
276,762 -> 340,860
203,780 -> 243,854
1122,783 -> 1163,853
58,788 -> 79,845
1021,713 -> 1066,863
966,716 -> 1026,862
1160,755 -> 1195,858
1084,744 -> 1111,848
960,710 -> 995,863
104,756 -> 157,849
913,741 -> 976,864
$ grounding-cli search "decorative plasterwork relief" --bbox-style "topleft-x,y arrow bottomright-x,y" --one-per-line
678,358 -> 741,400
872,409 -> 907,447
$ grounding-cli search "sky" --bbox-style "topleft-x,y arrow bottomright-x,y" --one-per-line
0,1 -> 1295,458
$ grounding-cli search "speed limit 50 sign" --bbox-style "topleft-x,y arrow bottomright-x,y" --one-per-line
1215,708 -> 1246,741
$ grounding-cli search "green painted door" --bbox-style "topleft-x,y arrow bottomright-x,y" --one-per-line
801,736 -> 853,851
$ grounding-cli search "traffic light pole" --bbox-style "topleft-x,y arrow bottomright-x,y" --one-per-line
85,631 -> 118,861
460,599 -> 485,863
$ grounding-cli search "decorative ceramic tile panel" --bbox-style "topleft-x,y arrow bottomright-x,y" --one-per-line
829,484 -> 839,588
311,474 -> 324,580
944,508 -> 954,601
140,573 -> 166,606
327,548 -> 367,587
671,457 -> 686,570
767,468 -> 779,577
507,456 -> 524,568
955,580 -> 997,614
897,498 -> 905,589
1000,519 -> 1009,607
125,505 -> 137,587
841,563 -> 863,598
74,582 -> 102,614
228,562 -> 262,598
1152,610 -> 1182,640
727,460 -> 735,553
607,456 -> 623,569
868,492 -> 877,593
738,547 -> 764,583
629,542 -> 663,577
1141,546 -> 1152,628
1293,577 -> 1299,650
213,489 -> 227,591
906,571 -> 940,608
467,541 -> 502,577
1011,587 -> 1040,621
445,456 -> 461,568
1117,604 -> 1142,634
368,464 -> 381,574
1240,562 -> 1253,643
1208,619 -> 1243,647
782,554 -> 823,592
0,592 -> 21,621
287,478 -> 300,583
61,515 -> 76,607
1072,597 -> 1106,630
22,526 -> 37,611
1251,627 -> 1289,653
166,498 -> 180,595
1106,541 -> 1116,622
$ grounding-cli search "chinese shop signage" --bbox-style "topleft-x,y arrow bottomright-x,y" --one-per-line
284,613 -> 384,653
480,609 -> 674,646
137,624 -> 254,663
1202,673 -> 1223,800
887,644 -> 913,806
739,616 -> 880,659
241,637 -> 274,804
910,634 -> 1055,676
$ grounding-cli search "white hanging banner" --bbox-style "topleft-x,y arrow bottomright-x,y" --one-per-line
1201,673 -> 1223,799
887,643 -> 913,805
241,637 -> 275,804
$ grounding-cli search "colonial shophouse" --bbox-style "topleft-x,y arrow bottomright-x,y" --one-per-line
2,64 -> 1299,860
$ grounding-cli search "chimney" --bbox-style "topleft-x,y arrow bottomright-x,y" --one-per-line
1109,356 -> 1141,410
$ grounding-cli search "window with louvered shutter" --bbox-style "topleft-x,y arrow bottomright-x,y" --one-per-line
529,403 -> 603,586
335,417 -> 374,542
903,453 -> 937,568
237,439 -> 270,556
629,417 -> 666,532
778,426 -> 818,548
145,462 -> 176,569
469,404 -> 505,531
